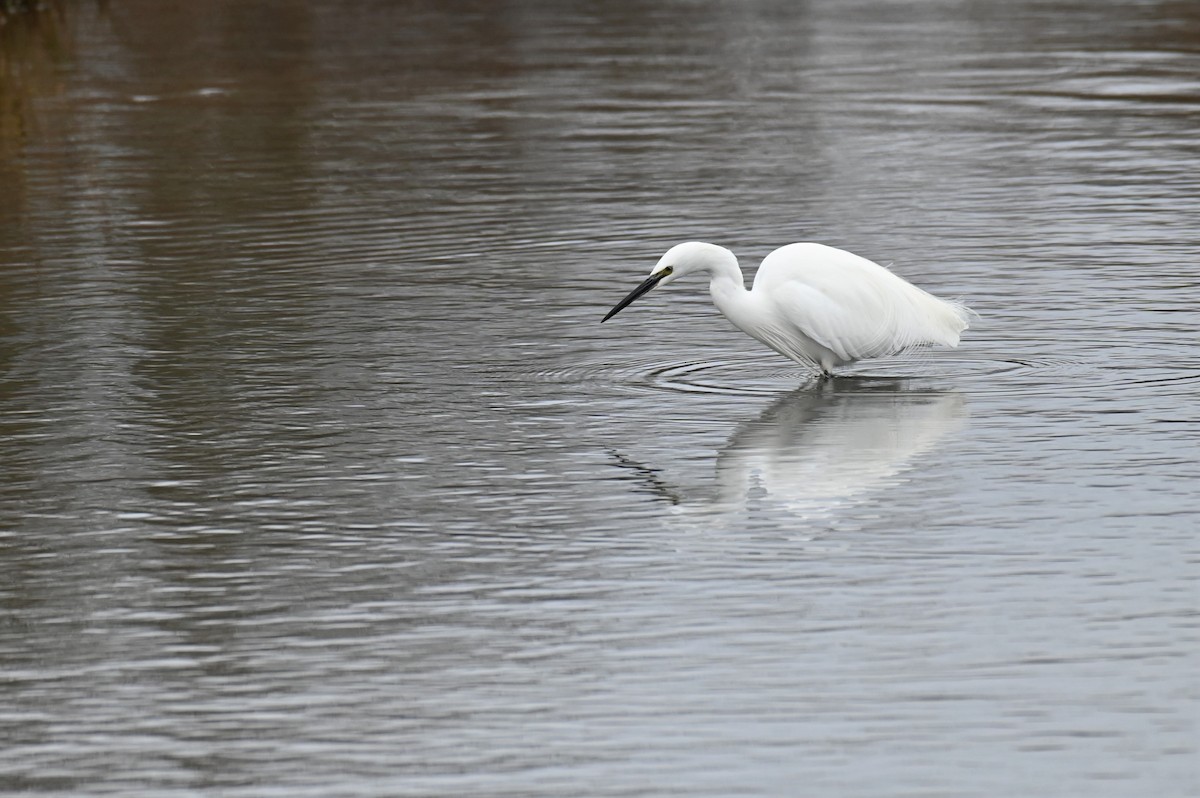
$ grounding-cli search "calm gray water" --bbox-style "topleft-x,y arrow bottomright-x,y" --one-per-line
1,1 -> 1197,795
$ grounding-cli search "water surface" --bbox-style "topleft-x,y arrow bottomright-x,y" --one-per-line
1,1 -> 1197,795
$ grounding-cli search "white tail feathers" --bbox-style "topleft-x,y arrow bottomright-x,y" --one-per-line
938,299 -> 975,347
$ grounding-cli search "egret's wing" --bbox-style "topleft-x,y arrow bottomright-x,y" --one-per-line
758,243 -> 970,363
771,281 -> 899,363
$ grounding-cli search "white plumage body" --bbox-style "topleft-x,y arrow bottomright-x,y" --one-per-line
603,241 -> 972,375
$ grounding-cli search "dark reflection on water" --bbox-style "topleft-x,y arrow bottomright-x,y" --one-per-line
1,0 -> 1198,795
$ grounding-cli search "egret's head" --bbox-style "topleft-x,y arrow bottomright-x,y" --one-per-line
602,242 -> 736,322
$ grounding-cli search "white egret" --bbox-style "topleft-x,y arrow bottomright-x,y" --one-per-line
602,242 -> 973,375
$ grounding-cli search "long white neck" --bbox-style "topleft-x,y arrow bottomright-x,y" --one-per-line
705,257 -> 755,334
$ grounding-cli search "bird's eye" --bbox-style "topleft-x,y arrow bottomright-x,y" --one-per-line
660,266 -> 673,276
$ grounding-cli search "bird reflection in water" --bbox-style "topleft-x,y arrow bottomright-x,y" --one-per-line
610,377 -> 966,528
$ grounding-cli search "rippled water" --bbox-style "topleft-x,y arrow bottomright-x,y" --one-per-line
1,1 -> 1197,795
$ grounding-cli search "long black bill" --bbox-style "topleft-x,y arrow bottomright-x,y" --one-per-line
602,271 -> 667,322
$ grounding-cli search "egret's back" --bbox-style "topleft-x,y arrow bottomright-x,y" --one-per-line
749,243 -> 971,368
